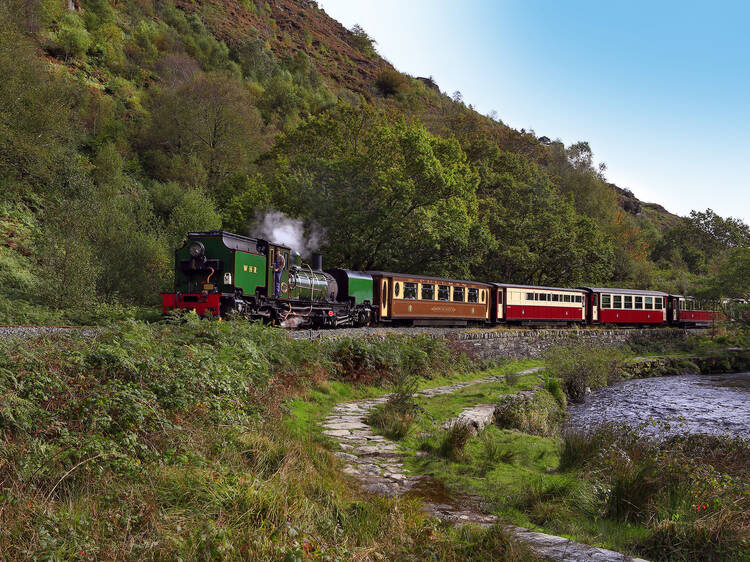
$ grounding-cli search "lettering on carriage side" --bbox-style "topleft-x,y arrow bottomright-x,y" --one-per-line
431,305 -> 457,313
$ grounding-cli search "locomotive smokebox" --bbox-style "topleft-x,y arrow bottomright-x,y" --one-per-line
312,252 -> 323,271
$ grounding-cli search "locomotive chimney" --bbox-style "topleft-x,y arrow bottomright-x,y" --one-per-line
312,252 -> 323,271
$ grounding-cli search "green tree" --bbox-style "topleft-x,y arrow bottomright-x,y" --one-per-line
473,151 -> 614,285
269,106 -> 483,275
145,71 -> 266,191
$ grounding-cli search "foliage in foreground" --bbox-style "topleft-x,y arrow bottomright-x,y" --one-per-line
561,423 -> 750,561
0,320 -> 537,559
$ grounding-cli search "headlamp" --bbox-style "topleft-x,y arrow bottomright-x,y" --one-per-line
188,241 -> 205,258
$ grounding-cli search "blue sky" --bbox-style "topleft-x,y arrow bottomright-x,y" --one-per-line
319,0 -> 749,222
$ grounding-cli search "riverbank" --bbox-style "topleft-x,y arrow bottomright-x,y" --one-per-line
395,346 -> 750,560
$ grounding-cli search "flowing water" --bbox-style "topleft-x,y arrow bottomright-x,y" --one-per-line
567,372 -> 750,437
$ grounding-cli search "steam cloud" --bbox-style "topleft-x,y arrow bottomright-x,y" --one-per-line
252,211 -> 325,258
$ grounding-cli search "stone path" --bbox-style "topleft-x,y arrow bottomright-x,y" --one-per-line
321,367 -> 649,561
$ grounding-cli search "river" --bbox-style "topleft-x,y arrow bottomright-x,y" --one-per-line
567,372 -> 750,437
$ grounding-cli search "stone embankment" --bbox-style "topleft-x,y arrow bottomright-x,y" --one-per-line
451,328 -> 701,360
322,367 -> 648,561
292,325 -> 705,360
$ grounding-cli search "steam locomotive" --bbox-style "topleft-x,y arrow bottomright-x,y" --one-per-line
160,230 -> 717,328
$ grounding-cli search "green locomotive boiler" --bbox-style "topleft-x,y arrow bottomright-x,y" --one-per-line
161,231 -> 374,327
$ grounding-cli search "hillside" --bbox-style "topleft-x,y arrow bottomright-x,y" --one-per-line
0,0 -> 748,324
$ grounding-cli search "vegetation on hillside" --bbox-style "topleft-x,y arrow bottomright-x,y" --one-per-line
1,0 -> 748,323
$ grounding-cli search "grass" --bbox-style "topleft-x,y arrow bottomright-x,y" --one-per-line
0,318 -> 545,559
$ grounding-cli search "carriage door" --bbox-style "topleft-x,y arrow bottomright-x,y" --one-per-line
379,278 -> 389,318
590,293 -> 598,322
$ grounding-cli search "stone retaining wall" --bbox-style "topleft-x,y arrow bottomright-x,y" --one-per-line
450,328 -> 706,360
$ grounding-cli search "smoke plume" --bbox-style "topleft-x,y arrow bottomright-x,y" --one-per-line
252,211 -> 325,258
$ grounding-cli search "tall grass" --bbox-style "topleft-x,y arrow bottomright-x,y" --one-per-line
560,424 -> 750,560
1,319 -> 537,559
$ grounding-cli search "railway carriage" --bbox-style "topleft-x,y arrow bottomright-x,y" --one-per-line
369,271 -> 491,326
667,295 -> 717,327
491,283 -> 586,324
582,287 -> 667,325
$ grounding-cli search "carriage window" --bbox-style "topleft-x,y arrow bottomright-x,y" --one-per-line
601,294 -> 611,308
468,288 -> 478,303
551,294 -> 559,302
453,286 -> 465,302
575,295 -> 582,303
645,297 -> 653,310
655,297 -> 663,309
634,296 -> 643,309
526,292 -> 534,301
624,296 -> 633,309
421,283 -> 434,300
679,299 -> 685,310
562,295 -> 570,303
438,285 -> 450,301
404,282 -> 417,299
382,282 -> 387,303
539,293 -> 548,302
394,282 -> 401,297
498,291 -> 503,304
613,295 -> 622,308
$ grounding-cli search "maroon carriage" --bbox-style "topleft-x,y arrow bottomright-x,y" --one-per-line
667,295 -> 717,327
582,287 -> 668,325
491,283 -> 587,324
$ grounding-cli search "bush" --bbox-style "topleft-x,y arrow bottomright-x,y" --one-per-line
544,344 -> 625,403
375,69 -> 406,96
56,14 -> 90,60
494,389 -> 564,436
559,423 -> 750,559
438,421 -> 474,461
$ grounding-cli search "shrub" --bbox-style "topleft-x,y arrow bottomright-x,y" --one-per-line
349,24 -> 376,57
494,389 -> 564,436
375,69 -> 406,96
544,374 -> 567,408
544,344 -> 625,403
56,14 -> 90,60
438,421 -> 474,461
